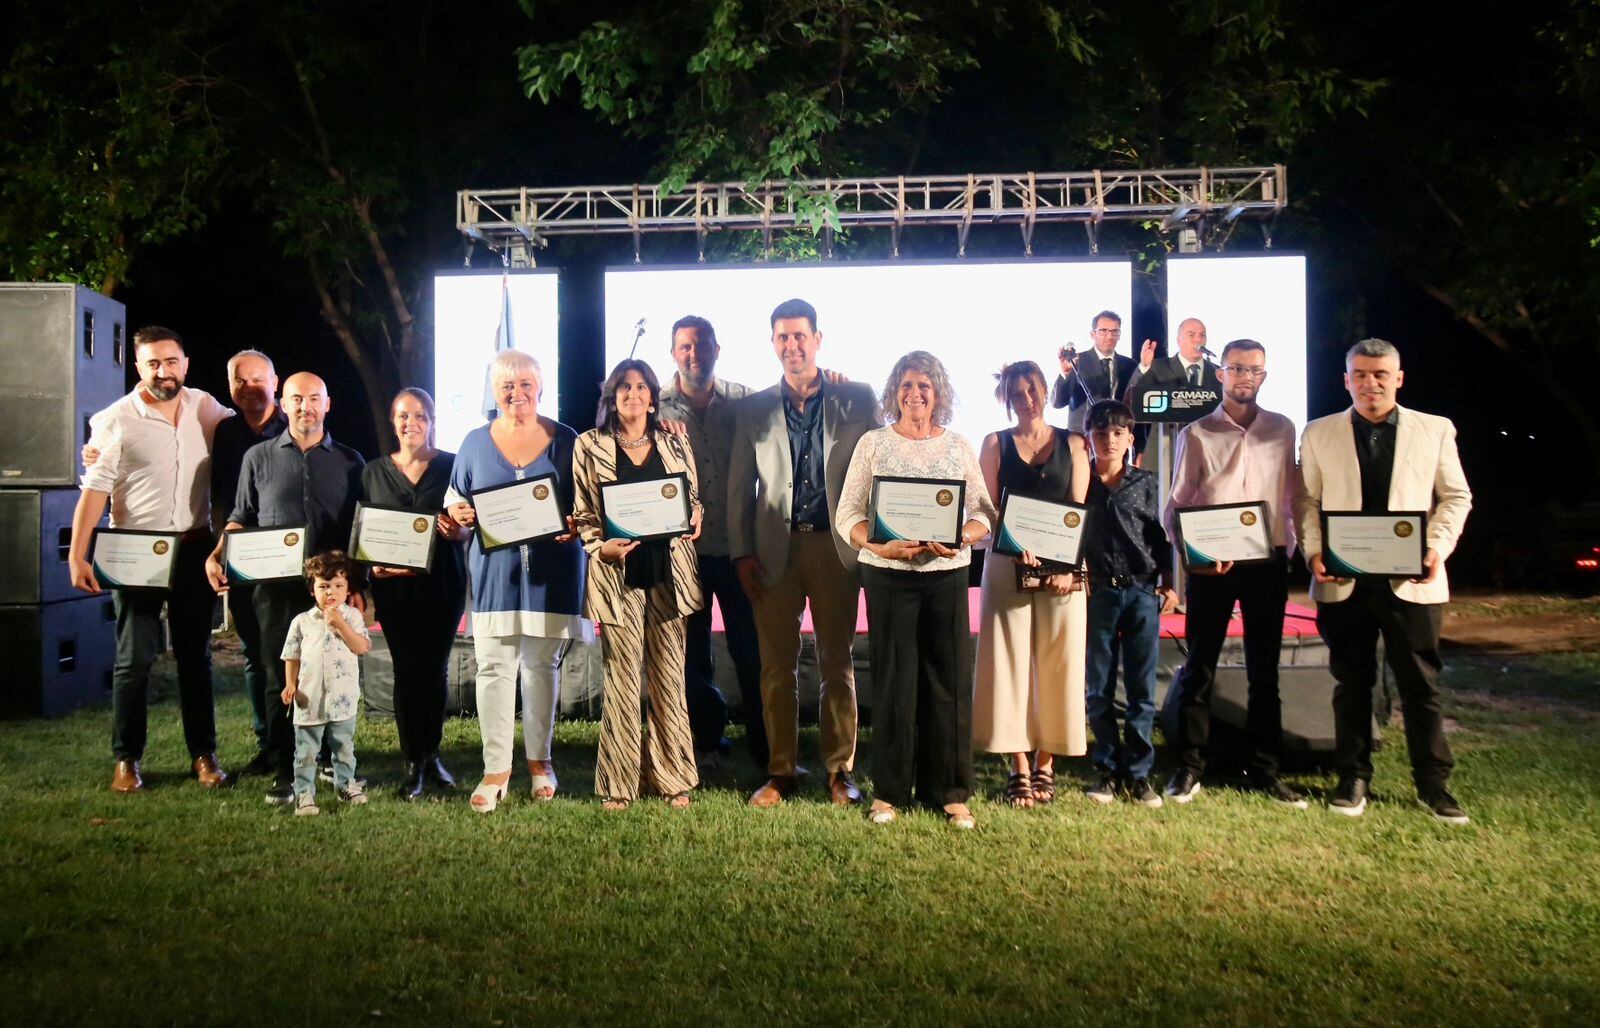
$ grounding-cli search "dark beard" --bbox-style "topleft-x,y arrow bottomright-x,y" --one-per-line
147,378 -> 182,401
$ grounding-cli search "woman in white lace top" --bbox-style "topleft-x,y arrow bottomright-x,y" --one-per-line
835,351 -> 996,829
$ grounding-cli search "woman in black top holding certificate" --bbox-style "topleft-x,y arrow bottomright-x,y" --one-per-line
359,387 -> 468,799
571,360 -> 704,811
974,362 -> 1090,808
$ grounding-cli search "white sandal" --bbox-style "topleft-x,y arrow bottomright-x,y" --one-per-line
528,763 -> 558,801
869,803 -> 897,825
470,780 -> 507,814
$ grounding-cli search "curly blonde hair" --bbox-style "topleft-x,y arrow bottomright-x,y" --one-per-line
879,350 -> 956,426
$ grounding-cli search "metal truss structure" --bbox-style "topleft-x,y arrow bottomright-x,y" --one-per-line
456,166 -> 1287,265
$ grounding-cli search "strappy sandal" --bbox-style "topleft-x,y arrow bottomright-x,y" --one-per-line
1006,771 -> 1035,809
470,780 -> 507,814
602,797 -> 632,812
1031,765 -> 1057,805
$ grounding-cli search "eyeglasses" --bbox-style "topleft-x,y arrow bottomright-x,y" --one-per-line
1092,328 -> 1122,336
1221,365 -> 1267,378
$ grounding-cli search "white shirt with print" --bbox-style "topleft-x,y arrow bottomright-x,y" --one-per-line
281,604 -> 368,726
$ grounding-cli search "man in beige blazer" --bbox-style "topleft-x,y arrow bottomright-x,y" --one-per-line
1294,338 -> 1473,823
728,298 -> 880,807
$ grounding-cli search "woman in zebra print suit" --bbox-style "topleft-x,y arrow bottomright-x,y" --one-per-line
573,360 -> 705,810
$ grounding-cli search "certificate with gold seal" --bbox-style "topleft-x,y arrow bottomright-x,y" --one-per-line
600,473 -> 692,542
868,476 -> 966,548
225,525 -> 309,582
1175,501 -> 1275,569
472,473 -> 565,552
349,502 -> 438,572
90,528 -> 180,590
991,490 -> 1088,569
1321,511 -> 1428,578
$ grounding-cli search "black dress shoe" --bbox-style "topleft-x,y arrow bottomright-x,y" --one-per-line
423,753 -> 456,790
398,762 -> 425,801
237,750 -> 275,779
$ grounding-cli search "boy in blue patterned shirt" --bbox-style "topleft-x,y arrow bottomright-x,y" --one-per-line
281,551 -> 371,815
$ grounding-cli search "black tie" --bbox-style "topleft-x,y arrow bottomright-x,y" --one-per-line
1187,363 -> 1201,387
1102,357 -> 1115,397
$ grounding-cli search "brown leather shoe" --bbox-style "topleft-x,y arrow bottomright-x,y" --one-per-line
111,759 -> 144,793
748,775 -> 798,808
192,753 -> 229,789
828,770 -> 862,806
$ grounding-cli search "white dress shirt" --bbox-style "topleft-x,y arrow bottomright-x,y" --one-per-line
81,386 -> 233,532
1164,404 -> 1300,551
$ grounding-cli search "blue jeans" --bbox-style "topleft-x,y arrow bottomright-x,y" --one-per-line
293,718 -> 357,801
1085,583 -> 1161,780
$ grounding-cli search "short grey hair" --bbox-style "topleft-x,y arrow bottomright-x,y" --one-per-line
1346,337 -> 1401,367
489,349 -> 543,394
226,349 -> 275,380
879,350 -> 956,426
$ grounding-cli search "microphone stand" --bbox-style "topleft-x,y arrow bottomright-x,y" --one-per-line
1063,345 -> 1096,408
627,320 -> 646,359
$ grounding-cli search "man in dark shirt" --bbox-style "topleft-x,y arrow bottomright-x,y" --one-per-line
210,350 -> 289,774
205,371 -> 365,805
1080,400 -> 1179,809
1295,338 -> 1473,824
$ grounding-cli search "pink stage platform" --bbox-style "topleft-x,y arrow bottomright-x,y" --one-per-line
705,589 -> 1321,639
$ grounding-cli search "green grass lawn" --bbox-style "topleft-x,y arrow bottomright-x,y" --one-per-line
2,648 -> 1598,1025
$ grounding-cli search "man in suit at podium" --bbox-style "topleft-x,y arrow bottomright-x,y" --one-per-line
1052,310 -> 1138,433
1294,338 -> 1473,824
1125,318 -> 1219,461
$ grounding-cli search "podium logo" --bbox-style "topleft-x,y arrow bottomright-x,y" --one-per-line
412,518 -> 429,533
1142,392 -> 1170,414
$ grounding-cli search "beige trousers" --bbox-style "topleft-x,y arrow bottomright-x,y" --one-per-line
750,531 -> 860,776
973,554 -> 1088,756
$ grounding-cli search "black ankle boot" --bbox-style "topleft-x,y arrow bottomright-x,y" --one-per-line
424,753 -> 456,790
399,762 -> 425,801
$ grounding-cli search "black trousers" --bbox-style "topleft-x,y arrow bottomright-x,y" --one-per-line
1317,581 -> 1452,789
862,565 -> 973,808
372,579 -> 465,761
253,579 -> 314,777
111,532 -> 217,762
230,581 -> 270,751
1172,552 -> 1288,777
683,554 -> 767,763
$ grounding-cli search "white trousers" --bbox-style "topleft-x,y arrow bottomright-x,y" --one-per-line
472,633 -> 569,772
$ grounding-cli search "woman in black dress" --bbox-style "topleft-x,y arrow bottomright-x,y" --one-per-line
360,387 -> 469,799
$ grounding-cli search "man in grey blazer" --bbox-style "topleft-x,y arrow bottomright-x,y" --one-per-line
1294,338 -> 1473,824
728,298 -> 880,808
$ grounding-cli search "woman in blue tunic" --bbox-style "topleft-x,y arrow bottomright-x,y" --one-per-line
447,350 -> 592,813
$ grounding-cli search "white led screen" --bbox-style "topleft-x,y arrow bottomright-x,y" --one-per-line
433,271 -> 560,455
1165,255 -> 1308,433
603,260 -> 1133,448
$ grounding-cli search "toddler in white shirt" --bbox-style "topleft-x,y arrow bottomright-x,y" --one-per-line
281,551 -> 371,816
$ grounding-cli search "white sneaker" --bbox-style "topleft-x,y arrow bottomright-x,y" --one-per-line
294,793 -> 320,816
339,784 -> 368,806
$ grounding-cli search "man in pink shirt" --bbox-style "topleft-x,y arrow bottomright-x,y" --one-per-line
1161,338 -> 1305,808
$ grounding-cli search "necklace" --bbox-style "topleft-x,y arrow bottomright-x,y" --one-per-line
616,433 -> 651,450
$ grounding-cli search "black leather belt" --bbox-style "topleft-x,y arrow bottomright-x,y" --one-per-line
1093,573 -> 1156,589
791,522 -> 825,533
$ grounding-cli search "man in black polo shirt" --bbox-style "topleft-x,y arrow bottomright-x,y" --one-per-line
210,350 -> 289,776
206,371 -> 365,805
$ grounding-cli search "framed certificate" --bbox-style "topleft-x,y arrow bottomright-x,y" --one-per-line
1175,501 -> 1275,569
90,528 -> 180,590
349,502 -> 437,572
472,474 -> 566,552
991,490 -> 1087,569
225,525 -> 309,583
868,476 -> 965,548
600,473 -> 692,542
1321,511 -> 1428,578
